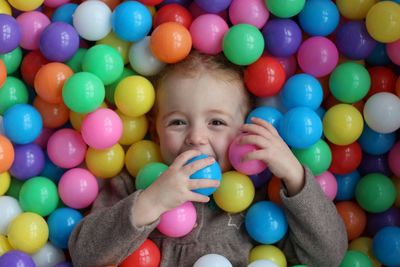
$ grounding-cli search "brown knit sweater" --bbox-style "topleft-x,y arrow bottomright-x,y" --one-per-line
68,167 -> 347,267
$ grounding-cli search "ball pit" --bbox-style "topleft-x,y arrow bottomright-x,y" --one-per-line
0,0 -> 399,266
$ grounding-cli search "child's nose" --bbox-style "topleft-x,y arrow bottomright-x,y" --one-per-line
186,127 -> 208,146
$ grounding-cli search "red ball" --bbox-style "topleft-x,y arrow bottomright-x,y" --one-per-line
328,141 -> 362,175
366,66 -> 396,98
244,56 -> 286,97
153,4 -> 193,29
20,50 -> 50,87
120,239 -> 161,267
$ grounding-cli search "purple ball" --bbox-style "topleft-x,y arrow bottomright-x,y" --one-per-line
194,0 -> 231,13
0,250 -> 36,267
365,207 -> 400,237
335,21 -> 377,60
10,143 -> 45,181
262,19 -> 302,57
358,153 -> 392,177
0,14 -> 21,54
250,168 -> 272,189
39,22 -> 80,62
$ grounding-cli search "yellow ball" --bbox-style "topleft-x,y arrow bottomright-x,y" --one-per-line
0,235 -> 11,256
8,0 -> 43,11
7,212 -> 48,254
249,245 -> 287,267
115,75 -> 155,117
125,140 -> 162,177
85,143 -> 125,179
323,104 -> 364,145
97,32 -> 130,65
213,171 -> 255,213
366,1 -> 400,43
0,172 -> 10,195
336,0 -> 377,19
349,237 -> 381,267
0,0 -> 11,15
117,110 -> 149,146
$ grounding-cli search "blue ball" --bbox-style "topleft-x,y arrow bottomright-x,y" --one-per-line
48,208 -> 83,249
40,154 -> 67,184
111,1 -> 152,42
334,170 -> 360,201
187,154 -> 222,196
3,104 -> 43,144
52,3 -> 78,25
372,226 -> 400,266
358,125 -> 396,155
366,43 -> 391,66
245,201 -> 288,244
279,73 -> 323,110
245,106 -> 283,129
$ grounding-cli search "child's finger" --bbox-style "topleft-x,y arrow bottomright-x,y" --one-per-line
239,134 -> 269,149
250,117 -> 280,137
171,149 -> 202,167
241,122 -> 272,139
242,149 -> 269,163
187,178 -> 220,191
183,156 -> 215,175
188,192 -> 210,203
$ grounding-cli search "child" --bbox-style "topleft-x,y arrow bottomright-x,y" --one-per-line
68,51 -> 347,267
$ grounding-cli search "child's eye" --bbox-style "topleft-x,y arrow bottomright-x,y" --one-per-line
169,119 -> 186,126
210,119 -> 226,126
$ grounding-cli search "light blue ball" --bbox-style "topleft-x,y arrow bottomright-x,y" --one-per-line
52,3 -> 78,25
48,207 -> 83,249
187,154 -> 222,196
245,106 -> 283,129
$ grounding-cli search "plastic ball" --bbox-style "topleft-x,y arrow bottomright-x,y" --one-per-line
5,178 -> 23,200
33,96 -> 70,129
111,1 -> 152,42
297,36 -> 338,78
264,0 -> 305,18
0,196 -> 22,235
193,254 -> 232,267
187,154 -> 222,196
336,201 -> 367,241
213,171 -> 255,213
355,173 -> 396,213
279,107 -> 322,149
363,92 -> 400,134
0,134 -> 14,173
328,142 -> 362,175
386,38 -> 400,65
0,47 -> 22,76
136,162 -> 168,190
335,171 -> 361,201
153,3 -> 192,29
39,154 -> 66,184
157,201 -> 196,237
32,242 -> 65,267
44,0 -> 70,8
52,3 -> 78,25
228,134 -> 267,175
20,50 -> 49,87
339,250 -> 372,267
114,75 -> 155,117
189,14 -> 229,55
85,143 -> 125,179
244,56 -> 286,97
8,0 -> 44,11
0,250 -> 35,267
65,47 -> 86,73
105,68 -> 135,106
367,66 -> 397,98
117,111 -> 148,146
0,0 -> 11,15
0,14 -> 21,54
223,24 -> 264,66
150,22 -> 192,63
16,11 -> 50,50
336,0 -> 376,20
194,0 -> 231,14
0,77 -> 29,114
125,140 -> 162,177
229,0 -> 269,29
47,128 -> 87,169
0,172 -> 10,195
323,104 -> 364,146
358,153 -> 391,177
10,143 -> 45,181
366,43 -> 391,66
389,141 -> 400,177
47,208 -> 83,249
58,168 -> 99,209
349,237 -> 380,267
7,212 -> 49,254
245,106 -> 282,129
358,125 -> 396,155
248,260 -> 278,267
315,171 -> 337,201
62,72 -> 105,114
249,168 -> 272,189
366,1 -> 400,43
0,59 -> 6,88
120,239 -> 160,267
372,226 -> 400,266
365,207 -> 400,237
245,201 -> 288,244
249,245 -> 286,267
128,36 -> 166,76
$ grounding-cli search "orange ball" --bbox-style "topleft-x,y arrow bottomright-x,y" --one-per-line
34,62 -> 74,104
0,59 -> 6,88
0,135 -> 14,173
336,201 -> 367,241
267,175 -> 282,205
150,22 -> 192,63
33,96 -> 70,128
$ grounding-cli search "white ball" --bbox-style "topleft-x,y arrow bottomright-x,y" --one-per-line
363,92 -> 400,133
73,1 -> 112,41
193,254 -> 233,267
0,196 -> 22,235
247,259 -> 279,267
32,242 -> 66,267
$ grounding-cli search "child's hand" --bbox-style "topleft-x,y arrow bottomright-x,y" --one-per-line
240,117 -> 304,196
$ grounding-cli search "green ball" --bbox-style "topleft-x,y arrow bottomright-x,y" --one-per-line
136,162 -> 168,189
62,72 -> 105,114
355,173 -> 396,213
66,48 -> 87,73
0,47 -> 22,74
223,24 -> 264,66
292,139 -> 332,176
82,44 -> 124,86
19,176 -> 59,217
339,250 -> 372,267
0,77 -> 28,115
329,62 -> 370,104
105,67 -> 136,106
6,177 -> 24,199
265,0 -> 305,18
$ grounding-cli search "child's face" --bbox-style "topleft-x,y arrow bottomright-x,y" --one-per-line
155,72 -> 246,172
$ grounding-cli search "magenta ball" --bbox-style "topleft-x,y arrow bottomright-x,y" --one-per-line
386,39 -> 400,65
228,0 -> 269,29
16,11 -> 50,50
228,134 -> 267,175
58,168 -> 99,209
315,171 -> 338,201
81,108 -> 123,149
47,128 -> 87,169
157,201 -> 197,237
388,141 -> 400,177
297,36 -> 338,78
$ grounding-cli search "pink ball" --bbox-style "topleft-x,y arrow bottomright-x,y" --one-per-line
81,108 -> 123,149
229,0 -> 269,29
58,168 -> 99,209
228,134 -> 267,175
16,11 -> 51,50
47,128 -> 87,168
157,202 -> 197,238
44,0 -> 71,8
388,141 -> 400,177
297,36 -> 338,78
386,39 -> 400,66
190,14 -> 229,55
34,127 -> 55,149
315,171 -> 338,201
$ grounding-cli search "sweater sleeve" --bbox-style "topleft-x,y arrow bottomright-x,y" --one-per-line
68,172 -> 160,267
278,167 -> 348,267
